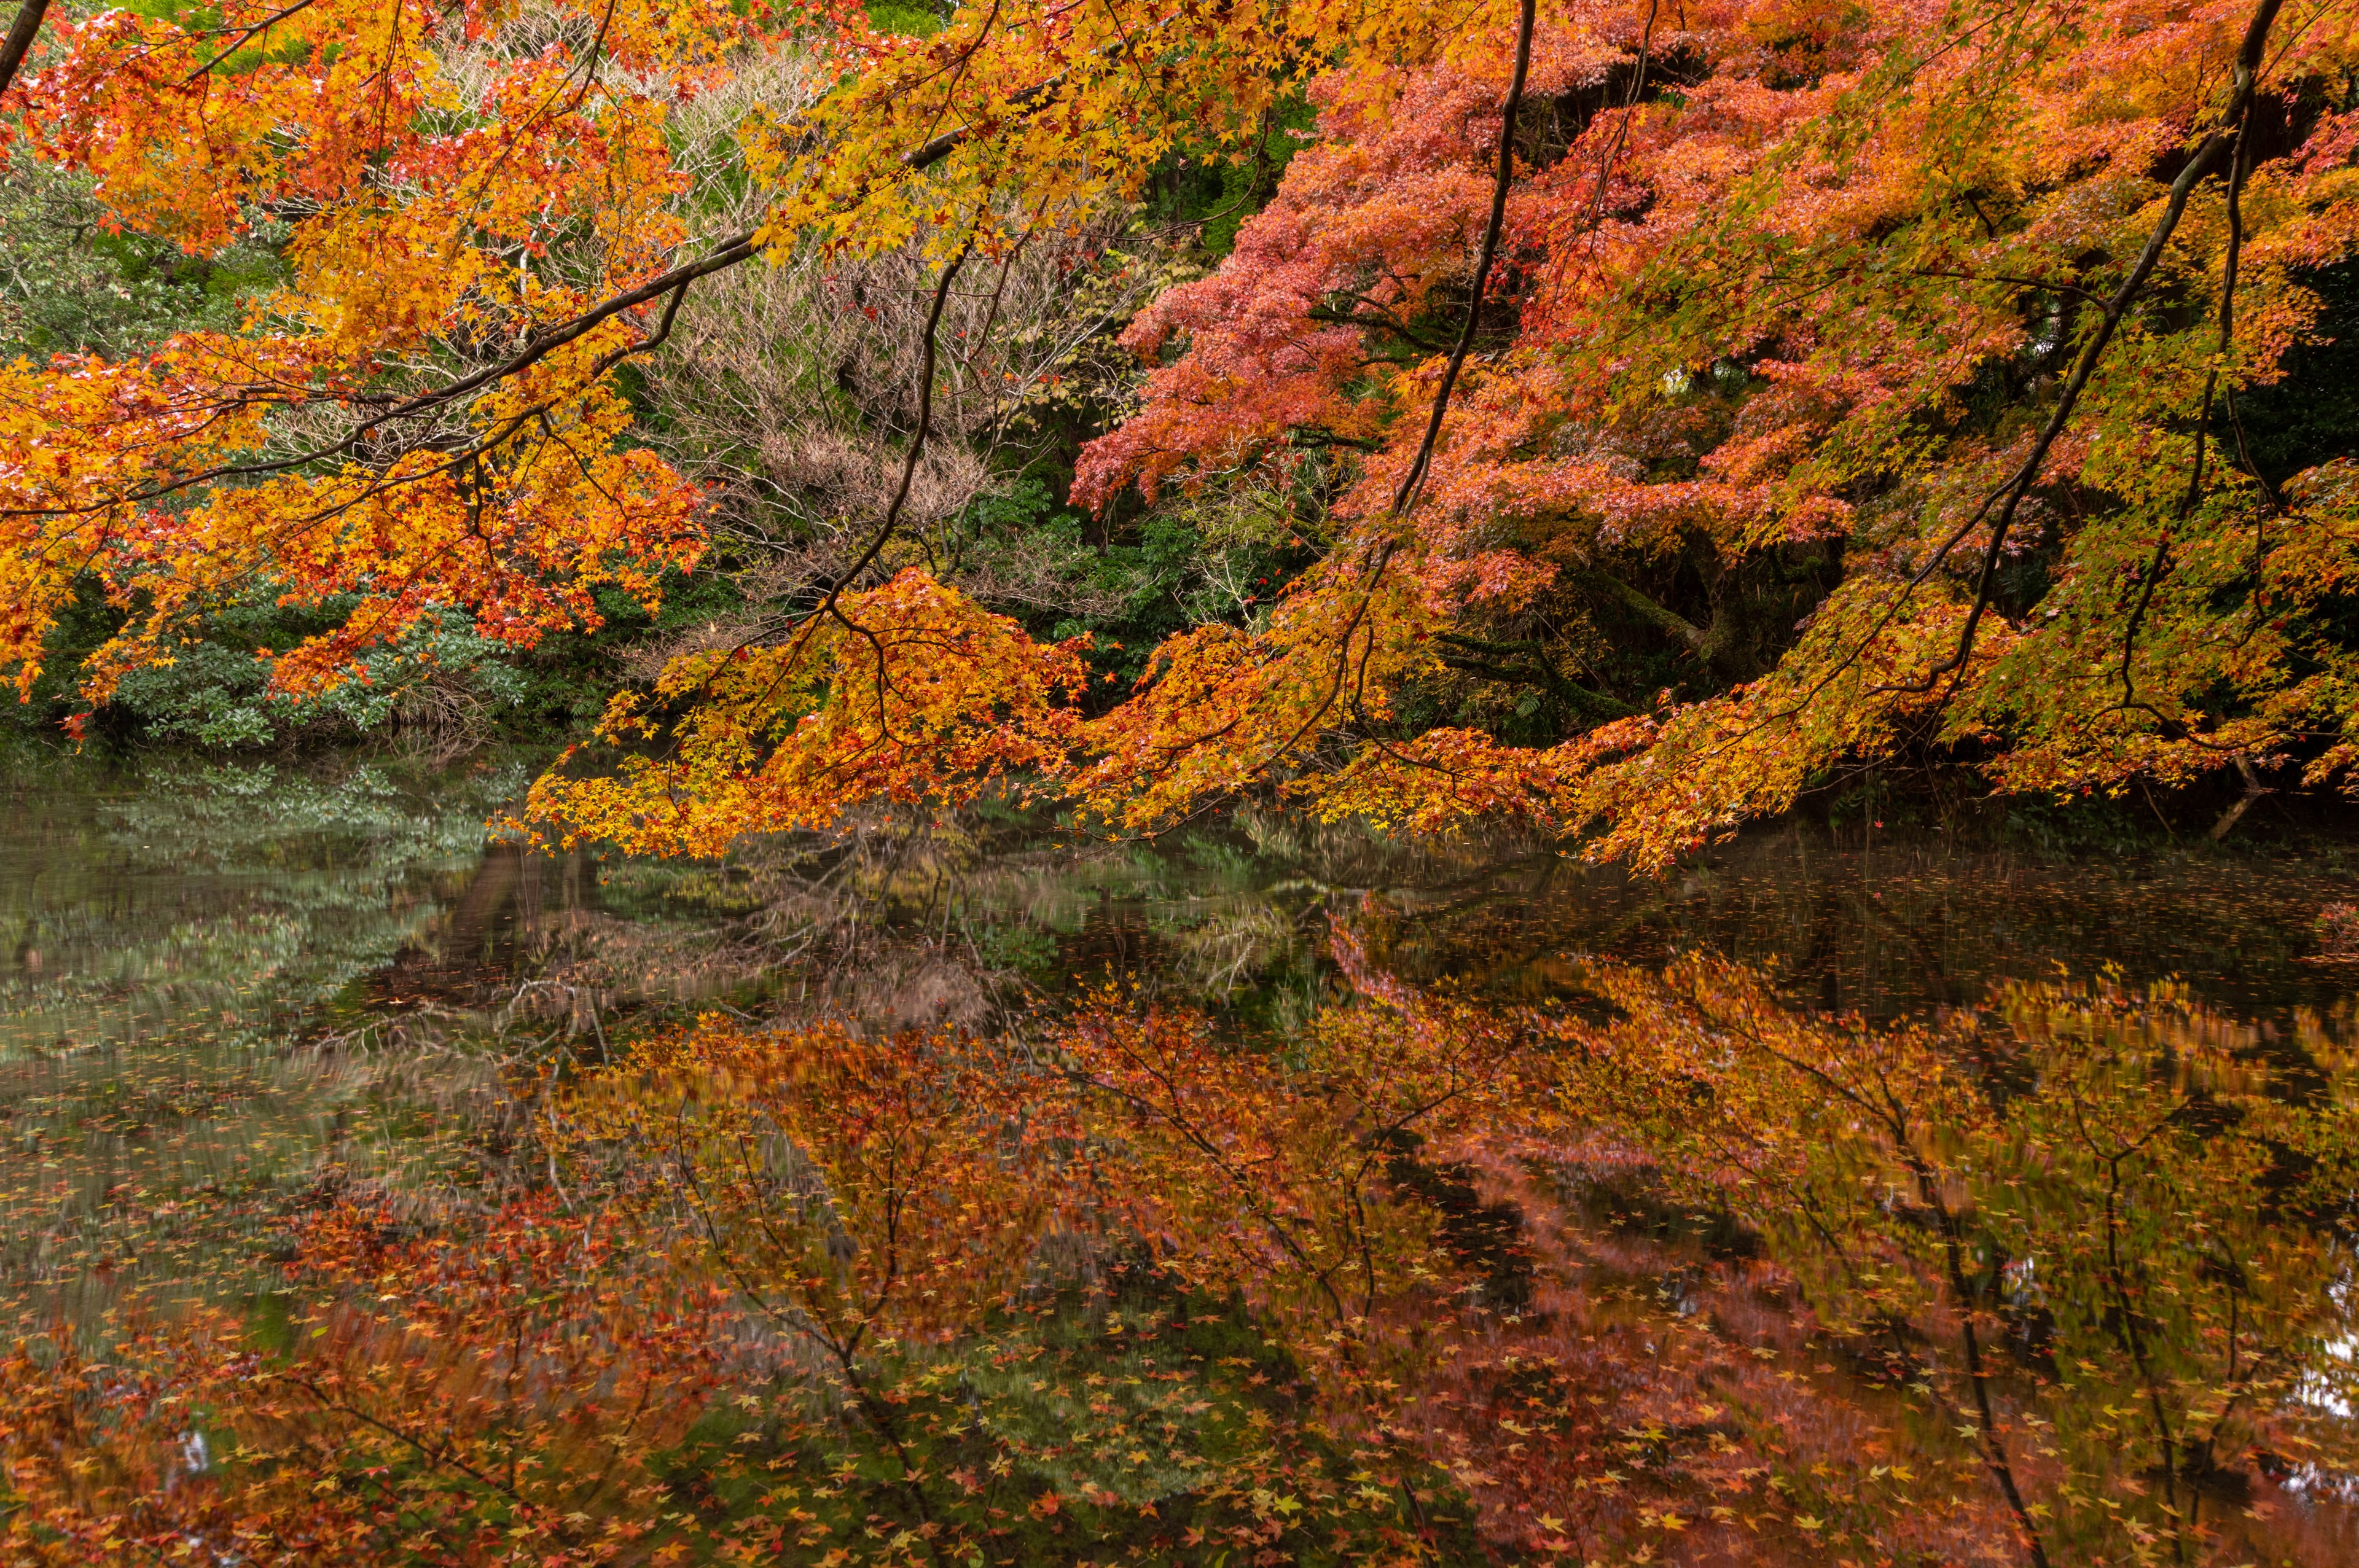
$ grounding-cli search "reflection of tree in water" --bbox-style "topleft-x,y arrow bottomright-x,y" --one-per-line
467,811 -> 1348,1032
365,843 -> 605,1010
11,766 -> 2359,1564
410,803 -> 2359,1055
0,759 -> 522,1050
1341,817 -> 2359,1020
1519,958 -> 2359,1565
0,759 -> 528,1336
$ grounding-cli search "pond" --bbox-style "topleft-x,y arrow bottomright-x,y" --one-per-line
6,752 -> 2359,1566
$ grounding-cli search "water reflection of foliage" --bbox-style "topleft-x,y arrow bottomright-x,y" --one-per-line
1557,960 -> 2359,1566
14,932 -> 2359,1565
0,759 -> 526,1336
499,800 -> 2359,1045
517,814 -> 1354,1032
1,759 -> 525,1047
13,763 -> 2359,1564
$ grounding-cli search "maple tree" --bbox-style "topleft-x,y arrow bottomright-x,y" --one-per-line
1066,0 -> 2359,860
0,0 -> 2339,851
6,4 -> 2359,1556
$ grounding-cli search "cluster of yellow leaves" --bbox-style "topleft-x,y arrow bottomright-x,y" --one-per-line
0,0 -> 754,712
749,0 -> 1541,262
526,569 -> 1089,854
1070,542 -> 1445,829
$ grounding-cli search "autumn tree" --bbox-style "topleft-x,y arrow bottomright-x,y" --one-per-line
1067,0 -> 2359,859
0,0 -> 2340,852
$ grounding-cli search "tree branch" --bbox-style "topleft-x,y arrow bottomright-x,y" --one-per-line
1879,0 -> 2286,699
1388,0 -> 1536,520
1581,569 -> 1708,653
0,0 -> 46,99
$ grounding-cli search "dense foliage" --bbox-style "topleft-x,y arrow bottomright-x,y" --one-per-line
4,2 -> 2359,1564
0,0 -> 2338,851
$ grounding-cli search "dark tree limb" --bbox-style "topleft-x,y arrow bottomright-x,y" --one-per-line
1388,0 -> 1537,520
1880,0 -> 2286,700
0,0 -> 46,99
1435,631 -> 1635,719
1581,569 -> 1709,653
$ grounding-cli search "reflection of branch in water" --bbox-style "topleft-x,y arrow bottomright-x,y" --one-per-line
1176,903 -> 1307,997
1838,887 -> 1956,1008
1569,955 -> 2359,1562
2065,1084 -> 2197,1556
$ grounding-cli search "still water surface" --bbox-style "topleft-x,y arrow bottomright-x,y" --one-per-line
6,755 -> 2359,1560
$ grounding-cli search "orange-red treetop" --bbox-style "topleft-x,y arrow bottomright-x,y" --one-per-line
1066,0 -> 2359,861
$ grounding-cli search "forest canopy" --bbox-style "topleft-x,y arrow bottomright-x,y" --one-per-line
0,0 -> 2353,857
